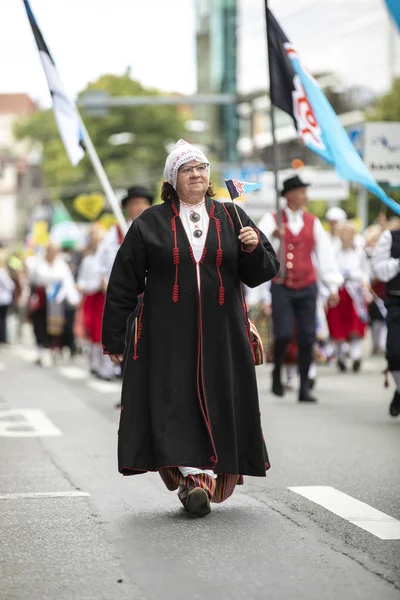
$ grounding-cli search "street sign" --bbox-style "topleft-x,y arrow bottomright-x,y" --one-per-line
364,122 -> 400,185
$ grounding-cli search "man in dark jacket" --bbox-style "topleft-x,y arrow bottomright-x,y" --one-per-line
372,225 -> 400,417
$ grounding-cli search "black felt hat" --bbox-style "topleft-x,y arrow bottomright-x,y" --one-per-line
121,185 -> 154,208
280,175 -> 310,196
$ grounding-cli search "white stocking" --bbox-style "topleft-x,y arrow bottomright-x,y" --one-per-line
350,339 -> 362,361
392,371 -> 400,393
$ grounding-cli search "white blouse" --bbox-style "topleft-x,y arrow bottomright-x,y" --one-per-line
77,254 -> 103,294
336,247 -> 369,284
179,200 -> 209,289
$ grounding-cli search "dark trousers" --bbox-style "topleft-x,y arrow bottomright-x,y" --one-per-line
0,304 -> 9,343
271,283 -> 317,391
386,297 -> 400,372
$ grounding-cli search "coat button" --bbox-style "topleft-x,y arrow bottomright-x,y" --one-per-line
286,262 -> 293,269
288,244 -> 294,250
287,252 -> 294,259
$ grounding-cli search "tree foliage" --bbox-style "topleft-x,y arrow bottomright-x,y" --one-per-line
14,74 -> 186,199
369,77 -> 400,122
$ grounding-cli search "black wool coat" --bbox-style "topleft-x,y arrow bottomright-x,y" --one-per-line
102,196 -> 280,477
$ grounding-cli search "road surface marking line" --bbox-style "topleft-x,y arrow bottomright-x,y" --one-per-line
57,366 -> 88,380
87,380 -> 121,394
0,491 -> 90,500
289,486 -> 400,540
0,409 -> 62,437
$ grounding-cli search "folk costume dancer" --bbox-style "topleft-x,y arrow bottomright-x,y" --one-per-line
27,244 -> 80,366
325,206 -> 347,256
77,224 -> 113,379
258,175 -> 343,403
96,185 -> 154,287
326,222 -> 371,373
372,226 -> 400,418
102,140 -> 280,517
95,185 -> 153,382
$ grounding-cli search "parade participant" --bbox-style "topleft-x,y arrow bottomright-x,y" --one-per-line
326,206 -> 347,255
327,222 -> 371,373
0,249 -> 15,344
102,139 -> 279,518
77,224 -> 113,379
96,185 -> 153,285
258,175 -> 342,403
372,222 -> 400,417
27,243 -> 80,366
364,224 -> 387,355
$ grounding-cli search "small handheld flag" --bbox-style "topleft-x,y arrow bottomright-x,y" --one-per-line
266,7 -> 400,216
225,179 -> 262,228
225,179 -> 262,200
22,0 -> 84,166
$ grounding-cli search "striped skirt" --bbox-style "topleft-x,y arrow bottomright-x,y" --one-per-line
159,467 -> 244,504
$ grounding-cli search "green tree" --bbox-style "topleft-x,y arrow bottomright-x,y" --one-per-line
369,77 -> 400,122
14,74 -> 186,200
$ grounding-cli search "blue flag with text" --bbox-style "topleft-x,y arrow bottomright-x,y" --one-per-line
267,8 -> 400,215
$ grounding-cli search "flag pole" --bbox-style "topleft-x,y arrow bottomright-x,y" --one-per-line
77,117 -> 128,234
264,0 -> 284,274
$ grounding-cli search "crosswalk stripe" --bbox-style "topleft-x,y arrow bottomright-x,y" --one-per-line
289,486 -> 400,540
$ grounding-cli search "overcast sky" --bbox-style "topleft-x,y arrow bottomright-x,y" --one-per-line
0,0 -> 398,108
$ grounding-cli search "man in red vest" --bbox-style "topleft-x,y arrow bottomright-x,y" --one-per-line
258,175 -> 342,403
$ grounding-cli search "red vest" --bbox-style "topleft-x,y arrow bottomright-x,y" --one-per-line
273,210 -> 317,290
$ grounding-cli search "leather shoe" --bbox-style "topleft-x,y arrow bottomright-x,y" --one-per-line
389,391 -> 400,417
186,487 -> 211,517
298,390 -> 318,403
352,359 -> 361,373
272,370 -> 284,397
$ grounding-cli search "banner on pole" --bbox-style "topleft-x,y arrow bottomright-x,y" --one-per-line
22,0 -> 85,166
266,8 -> 400,216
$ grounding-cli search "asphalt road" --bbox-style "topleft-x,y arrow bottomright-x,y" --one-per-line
1,343 -> 399,600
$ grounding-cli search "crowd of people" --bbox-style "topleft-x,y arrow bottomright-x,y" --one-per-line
246,177 -> 400,417
0,166 -> 398,411
1,139 -> 399,518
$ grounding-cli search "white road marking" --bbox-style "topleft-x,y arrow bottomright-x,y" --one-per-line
0,409 -> 62,437
0,491 -> 90,500
13,346 -> 38,362
87,380 -> 121,394
57,366 -> 88,380
289,486 -> 400,540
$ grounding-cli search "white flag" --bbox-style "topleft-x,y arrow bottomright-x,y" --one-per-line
23,0 -> 84,166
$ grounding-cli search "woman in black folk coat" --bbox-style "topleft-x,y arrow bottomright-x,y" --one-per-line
102,140 -> 279,517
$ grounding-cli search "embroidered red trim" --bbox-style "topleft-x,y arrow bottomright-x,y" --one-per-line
209,205 -> 225,306
221,202 -> 234,229
170,204 -> 180,303
133,303 -> 145,360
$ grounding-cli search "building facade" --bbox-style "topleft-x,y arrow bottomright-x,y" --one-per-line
0,94 -> 45,244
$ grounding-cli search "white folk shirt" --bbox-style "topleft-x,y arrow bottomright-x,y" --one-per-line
179,200 -> 209,289
258,208 -> 343,293
336,247 -> 369,284
77,254 -> 103,295
371,229 -> 400,283
29,256 -> 80,306
0,268 -> 15,306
